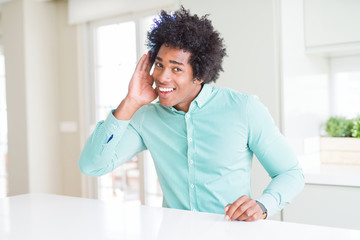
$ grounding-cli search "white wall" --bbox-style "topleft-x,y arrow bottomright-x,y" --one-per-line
56,0 -> 82,197
3,0 -> 82,196
25,0 -> 61,194
3,0 -> 32,195
68,0 -> 175,24
281,0 -> 330,155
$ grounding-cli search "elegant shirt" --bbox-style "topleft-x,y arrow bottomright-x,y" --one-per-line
78,84 -> 304,217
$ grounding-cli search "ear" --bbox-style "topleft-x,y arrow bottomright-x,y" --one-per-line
193,77 -> 204,85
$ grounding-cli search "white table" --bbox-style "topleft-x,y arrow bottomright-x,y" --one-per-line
1,194 -> 360,240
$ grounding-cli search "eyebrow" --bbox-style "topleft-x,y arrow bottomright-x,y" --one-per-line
156,56 -> 184,66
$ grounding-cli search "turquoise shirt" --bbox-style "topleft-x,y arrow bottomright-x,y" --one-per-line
79,84 -> 304,217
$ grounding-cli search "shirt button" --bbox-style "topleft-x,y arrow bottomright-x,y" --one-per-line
191,184 -> 194,189
185,113 -> 190,119
188,137 -> 192,142
112,124 -> 117,129
192,208 -> 197,212
189,159 -> 193,165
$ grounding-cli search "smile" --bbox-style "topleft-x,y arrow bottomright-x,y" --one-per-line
158,87 -> 175,95
159,87 -> 175,92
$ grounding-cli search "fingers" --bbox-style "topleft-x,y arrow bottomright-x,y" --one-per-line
145,52 -> 153,73
224,196 -> 263,222
231,199 -> 256,221
135,52 -> 153,75
134,54 -> 147,72
244,210 -> 263,222
224,195 -> 248,220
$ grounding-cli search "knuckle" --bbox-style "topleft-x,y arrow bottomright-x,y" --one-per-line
239,205 -> 247,213
241,195 -> 249,200
245,208 -> 252,215
227,206 -> 235,215
233,201 -> 241,208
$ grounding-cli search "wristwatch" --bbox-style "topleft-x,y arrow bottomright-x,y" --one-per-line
255,200 -> 268,219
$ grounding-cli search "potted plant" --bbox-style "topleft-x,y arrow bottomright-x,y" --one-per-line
351,117 -> 360,138
320,116 -> 360,165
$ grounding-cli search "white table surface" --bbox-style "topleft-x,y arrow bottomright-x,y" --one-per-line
1,194 -> 360,240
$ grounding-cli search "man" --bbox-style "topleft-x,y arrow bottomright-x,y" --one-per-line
79,7 -> 304,221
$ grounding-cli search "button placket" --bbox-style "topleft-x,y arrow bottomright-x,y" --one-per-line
185,111 -> 197,211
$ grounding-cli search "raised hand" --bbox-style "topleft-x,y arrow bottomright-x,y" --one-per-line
113,52 -> 158,120
126,52 -> 158,107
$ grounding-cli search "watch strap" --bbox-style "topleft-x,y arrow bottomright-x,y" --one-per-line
255,200 -> 268,219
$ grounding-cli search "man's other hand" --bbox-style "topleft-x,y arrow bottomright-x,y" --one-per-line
224,195 -> 264,222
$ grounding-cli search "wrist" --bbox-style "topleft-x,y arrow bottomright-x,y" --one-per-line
255,200 -> 268,219
113,97 -> 142,120
123,96 -> 143,110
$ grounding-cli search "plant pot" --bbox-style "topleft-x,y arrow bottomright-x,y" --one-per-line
320,137 -> 360,165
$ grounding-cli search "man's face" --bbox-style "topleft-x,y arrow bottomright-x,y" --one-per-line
152,45 -> 203,112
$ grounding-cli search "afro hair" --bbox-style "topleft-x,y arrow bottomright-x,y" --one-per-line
146,6 -> 227,84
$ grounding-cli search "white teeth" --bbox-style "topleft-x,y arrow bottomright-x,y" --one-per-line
159,87 -> 174,92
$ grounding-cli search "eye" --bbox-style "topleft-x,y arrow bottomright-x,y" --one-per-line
173,67 -> 182,72
155,62 -> 163,68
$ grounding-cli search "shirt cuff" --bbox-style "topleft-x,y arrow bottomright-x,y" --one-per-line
102,110 -> 130,135
256,193 -> 280,218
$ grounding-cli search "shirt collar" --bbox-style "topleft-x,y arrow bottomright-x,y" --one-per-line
166,84 -> 213,113
194,84 -> 212,108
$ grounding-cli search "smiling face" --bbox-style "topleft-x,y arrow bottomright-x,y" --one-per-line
152,45 -> 204,112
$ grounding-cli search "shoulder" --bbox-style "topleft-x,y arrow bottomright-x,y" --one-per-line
246,94 -> 274,125
209,86 -> 269,120
210,85 -> 251,106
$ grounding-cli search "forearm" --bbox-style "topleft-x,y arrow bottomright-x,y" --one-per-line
78,114 -> 129,176
78,110 -> 146,176
254,133 -> 305,217
257,165 -> 304,217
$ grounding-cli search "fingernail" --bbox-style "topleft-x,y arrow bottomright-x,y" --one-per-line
225,215 -> 230,221
224,206 -> 229,212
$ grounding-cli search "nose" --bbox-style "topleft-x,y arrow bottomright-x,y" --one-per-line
156,68 -> 172,84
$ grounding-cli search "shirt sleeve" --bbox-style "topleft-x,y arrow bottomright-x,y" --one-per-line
78,109 -> 147,176
247,95 -> 304,217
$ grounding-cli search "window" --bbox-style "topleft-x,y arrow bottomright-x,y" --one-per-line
94,21 -> 136,121
93,20 -> 138,202
88,13 -> 163,206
